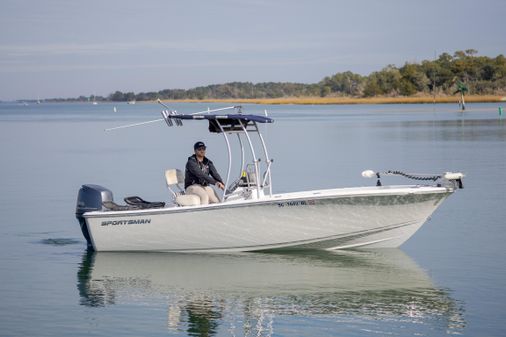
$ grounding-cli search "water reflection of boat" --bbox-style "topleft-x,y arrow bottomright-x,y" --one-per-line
77,250 -> 465,336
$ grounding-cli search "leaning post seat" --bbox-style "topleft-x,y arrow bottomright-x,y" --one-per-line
165,169 -> 201,206
175,194 -> 201,206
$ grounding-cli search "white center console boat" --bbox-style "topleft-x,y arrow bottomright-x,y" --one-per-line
75,105 -> 464,252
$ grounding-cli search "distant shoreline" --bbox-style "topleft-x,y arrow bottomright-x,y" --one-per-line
15,94 -> 505,105
156,95 -> 505,105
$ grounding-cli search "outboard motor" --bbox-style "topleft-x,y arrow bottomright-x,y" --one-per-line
75,184 -> 113,249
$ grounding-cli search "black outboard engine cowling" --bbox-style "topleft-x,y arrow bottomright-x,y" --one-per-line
75,184 -> 113,249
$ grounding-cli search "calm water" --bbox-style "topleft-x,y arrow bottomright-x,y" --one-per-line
0,102 -> 505,336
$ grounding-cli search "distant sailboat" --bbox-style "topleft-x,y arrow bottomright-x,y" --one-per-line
127,100 -> 136,105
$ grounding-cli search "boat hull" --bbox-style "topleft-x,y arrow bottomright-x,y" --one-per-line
83,186 -> 452,252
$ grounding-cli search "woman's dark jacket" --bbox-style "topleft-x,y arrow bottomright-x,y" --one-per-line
184,155 -> 223,189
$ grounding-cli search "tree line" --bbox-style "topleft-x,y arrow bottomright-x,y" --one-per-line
69,50 -> 506,102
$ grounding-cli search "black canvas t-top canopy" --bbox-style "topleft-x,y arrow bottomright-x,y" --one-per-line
164,113 -> 274,133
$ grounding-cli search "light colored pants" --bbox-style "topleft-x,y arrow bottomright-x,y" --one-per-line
186,184 -> 220,205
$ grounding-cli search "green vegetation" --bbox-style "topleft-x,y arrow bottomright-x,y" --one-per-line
50,50 -> 506,102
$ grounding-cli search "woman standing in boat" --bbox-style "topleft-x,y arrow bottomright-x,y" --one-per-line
184,141 -> 225,204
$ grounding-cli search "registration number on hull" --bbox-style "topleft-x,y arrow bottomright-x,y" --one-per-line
277,200 -> 316,207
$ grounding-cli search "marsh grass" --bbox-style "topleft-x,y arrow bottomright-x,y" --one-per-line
157,95 -> 504,105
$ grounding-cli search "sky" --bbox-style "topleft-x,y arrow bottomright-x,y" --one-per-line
1,0 -> 505,101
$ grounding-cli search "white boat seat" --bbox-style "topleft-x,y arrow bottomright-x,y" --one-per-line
175,194 -> 201,206
165,169 -> 201,206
